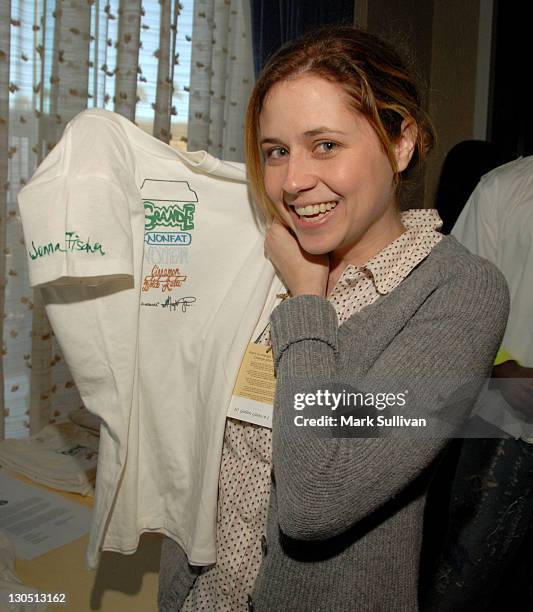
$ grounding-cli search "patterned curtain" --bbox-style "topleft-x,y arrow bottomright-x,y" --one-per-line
0,0 -> 204,439
0,1 -> 11,441
186,0 -> 254,162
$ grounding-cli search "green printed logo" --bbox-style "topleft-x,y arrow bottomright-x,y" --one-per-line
144,201 -> 196,232
29,231 -> 106,260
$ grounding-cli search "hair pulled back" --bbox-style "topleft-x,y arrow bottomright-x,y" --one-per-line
245,25 -> 435,219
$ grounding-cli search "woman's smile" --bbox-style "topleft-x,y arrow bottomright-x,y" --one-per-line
286,199 -> 340,227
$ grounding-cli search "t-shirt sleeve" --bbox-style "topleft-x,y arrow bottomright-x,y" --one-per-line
451,173 -> 499,263
18,111 -> 136,288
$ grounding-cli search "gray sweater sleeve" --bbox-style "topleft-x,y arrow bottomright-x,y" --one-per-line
269,258 -> 509,541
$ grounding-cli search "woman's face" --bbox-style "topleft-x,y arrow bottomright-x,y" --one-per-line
258,75 -> 415,263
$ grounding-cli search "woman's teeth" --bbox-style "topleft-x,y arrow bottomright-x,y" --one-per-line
295,201 -> 337,223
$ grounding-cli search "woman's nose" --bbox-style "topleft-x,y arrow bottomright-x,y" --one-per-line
281,155 -> 318,196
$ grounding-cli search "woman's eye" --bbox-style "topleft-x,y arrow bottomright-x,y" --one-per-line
265,146 -> 289,160
315,141 -> 338,154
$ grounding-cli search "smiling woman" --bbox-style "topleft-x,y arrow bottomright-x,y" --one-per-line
260,76 -> 405,259
246,26 -> 434,211
259,75 -> 414,295
158,26 -> 510,612
243,26 -> 508,612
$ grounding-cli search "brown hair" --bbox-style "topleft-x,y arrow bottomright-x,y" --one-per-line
245,25 -> 435,220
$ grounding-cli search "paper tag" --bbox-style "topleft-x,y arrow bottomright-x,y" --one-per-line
227,343 -> 276,428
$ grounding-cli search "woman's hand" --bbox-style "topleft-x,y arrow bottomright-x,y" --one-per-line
265,219 -> 329,297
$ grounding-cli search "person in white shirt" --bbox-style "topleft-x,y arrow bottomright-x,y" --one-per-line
425,157 -> 533,611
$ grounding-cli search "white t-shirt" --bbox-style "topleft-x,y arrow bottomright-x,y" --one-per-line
452,156 -> 533,440
18,109 -> 279,569
452,156 -> 533,366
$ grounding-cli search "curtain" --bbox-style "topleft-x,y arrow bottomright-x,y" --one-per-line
186,0 -> 254,161
0,1 -> 11,441
1,0 -> 202,439
250,0 -> 354,76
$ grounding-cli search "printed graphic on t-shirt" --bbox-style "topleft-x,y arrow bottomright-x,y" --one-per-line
140,296 -> 196,313
142,265 -> 187,292
141,179 -> 197,241
140,179 -> 197,311
144,245 -> 188,266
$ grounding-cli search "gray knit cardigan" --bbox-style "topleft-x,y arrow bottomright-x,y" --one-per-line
158,236 -> 509,612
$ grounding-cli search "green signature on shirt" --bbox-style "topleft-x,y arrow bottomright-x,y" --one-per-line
28,231 -> 106,260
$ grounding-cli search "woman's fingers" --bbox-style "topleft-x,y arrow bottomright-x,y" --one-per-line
264,219 -> 328,297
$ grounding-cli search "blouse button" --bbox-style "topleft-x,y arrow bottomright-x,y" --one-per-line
220,583 -> 230,596
261,534 -> 267,556
240,510 -> 253,523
